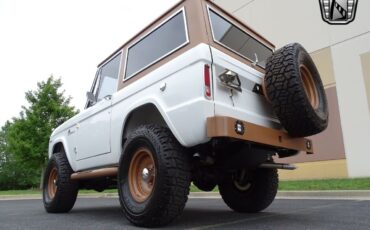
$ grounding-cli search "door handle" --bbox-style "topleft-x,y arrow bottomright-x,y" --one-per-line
68,124 -> 79,135
68,129 -> 75,135
104,95 -> 112,100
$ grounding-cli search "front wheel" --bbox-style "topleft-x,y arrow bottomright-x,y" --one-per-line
118,125 -> 191,227
43,151 -> 78,213
219,168 -> 278,213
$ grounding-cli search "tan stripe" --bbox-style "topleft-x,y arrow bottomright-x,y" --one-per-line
324,82 -> 336,89
310,47 -> 336,86
360,52 -> 370,115
279,159 -> 348,181
277,86 -> 346,164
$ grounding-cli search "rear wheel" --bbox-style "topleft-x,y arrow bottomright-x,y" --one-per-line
43,151 -> 78,213
218,168 -> 278,213
118,125 -> 191,227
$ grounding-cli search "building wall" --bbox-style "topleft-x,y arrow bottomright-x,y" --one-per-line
331,34 -> 370,177
213,0 -> 370,179
213,0 -> 370,53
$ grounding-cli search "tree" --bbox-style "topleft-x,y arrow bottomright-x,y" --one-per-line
0,122 -> 10,171
2,76 -> 78,189
0,121 -> 39,189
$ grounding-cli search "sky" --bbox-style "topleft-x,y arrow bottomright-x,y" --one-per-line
0,0 -> 178,126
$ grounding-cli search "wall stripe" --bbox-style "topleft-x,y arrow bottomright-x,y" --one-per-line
279,159 -> 348,181
277,86 -> 346,164
311,47 -> 336,86
360,52 -> 370,115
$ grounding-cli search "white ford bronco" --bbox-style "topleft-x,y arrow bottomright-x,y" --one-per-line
43,0 -> 328,227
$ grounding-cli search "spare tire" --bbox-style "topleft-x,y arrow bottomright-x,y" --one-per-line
264,43 -> 328,137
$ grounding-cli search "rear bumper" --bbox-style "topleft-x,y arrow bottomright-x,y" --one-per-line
206,116 -> 313,153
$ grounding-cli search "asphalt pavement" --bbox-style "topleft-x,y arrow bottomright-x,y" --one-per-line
0,197 -> 369,229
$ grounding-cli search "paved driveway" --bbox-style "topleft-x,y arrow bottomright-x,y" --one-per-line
0,197 -> 369,229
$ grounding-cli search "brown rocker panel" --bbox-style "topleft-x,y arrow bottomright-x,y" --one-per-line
207,116 -> 313,153
71,167 -> 118,180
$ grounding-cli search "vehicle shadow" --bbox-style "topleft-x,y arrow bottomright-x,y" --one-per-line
69,198 -> 280,229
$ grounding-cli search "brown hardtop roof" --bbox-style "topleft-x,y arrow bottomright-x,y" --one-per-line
98,0 -> 275,67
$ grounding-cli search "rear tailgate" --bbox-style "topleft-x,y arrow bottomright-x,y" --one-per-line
210,47 -> 281,130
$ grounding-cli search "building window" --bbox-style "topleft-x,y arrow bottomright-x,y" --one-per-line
125,10 -> 188,79
208,9 -> 272,68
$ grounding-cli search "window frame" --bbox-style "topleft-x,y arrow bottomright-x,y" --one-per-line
96,52 -> 122,101
123,8 -> 189,81
85,52 -> 122,109
85,68 -> 101,109
207,6 -> 273,69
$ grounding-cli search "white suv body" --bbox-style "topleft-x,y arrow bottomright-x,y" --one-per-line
49,3 -> 307,172
44,0 -> 325,227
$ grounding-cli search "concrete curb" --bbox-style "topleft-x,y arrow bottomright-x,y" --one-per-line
1,190 -> 370,201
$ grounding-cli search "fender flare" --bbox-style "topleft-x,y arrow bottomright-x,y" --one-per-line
49,137 -> 77,171
119,99 -> 186,147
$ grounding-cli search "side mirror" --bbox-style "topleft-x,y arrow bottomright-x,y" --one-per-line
86,91 -> 97,104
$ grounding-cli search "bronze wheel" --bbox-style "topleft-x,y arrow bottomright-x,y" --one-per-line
219,168 -> 278,213
118,125 -> 191,227
43,151 -> 78,213
128,148 -> 156,203
300,64 -> 319,109
47,167 -> 58,199
232,170 -> 252,191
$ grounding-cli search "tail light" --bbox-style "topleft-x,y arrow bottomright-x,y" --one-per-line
204,64 -> 212,99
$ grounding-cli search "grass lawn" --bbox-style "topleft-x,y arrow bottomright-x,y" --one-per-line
1,178 -> 370,196
0,189 -> 119,196
279,177 -> 370,191
0,189 -> 42,196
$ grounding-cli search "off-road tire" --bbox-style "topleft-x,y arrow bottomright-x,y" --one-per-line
118,125 -> 191,227
43,151 -> 78,213
264,43 -> 328,137
219,168 -> 278,213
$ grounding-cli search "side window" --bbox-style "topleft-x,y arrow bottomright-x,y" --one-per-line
208,9 -> 272,68
96,53 -> 122,101
125,10 -> 188,79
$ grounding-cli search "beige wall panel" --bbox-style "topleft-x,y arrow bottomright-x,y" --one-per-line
332,33 -> 370,177
277,87 -> 345,164
213,0 -> 252,13
214,0 -> 370,53
328,1 -> 370,46
311,47 -> 336,86
279,160 -> 348,181
360,52 -> 370,115
220,0 -> 331,52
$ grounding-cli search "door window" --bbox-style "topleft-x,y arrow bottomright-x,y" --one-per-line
96,53 -> 122,101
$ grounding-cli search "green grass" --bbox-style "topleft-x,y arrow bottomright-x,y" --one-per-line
0,189 -> 41,196
1,178 -> 370,196
279,177 -> 370,191
0,189 -> 118,196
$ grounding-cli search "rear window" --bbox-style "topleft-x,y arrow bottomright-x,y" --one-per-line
208,9 -> 272,69
125,10 -> 188,79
